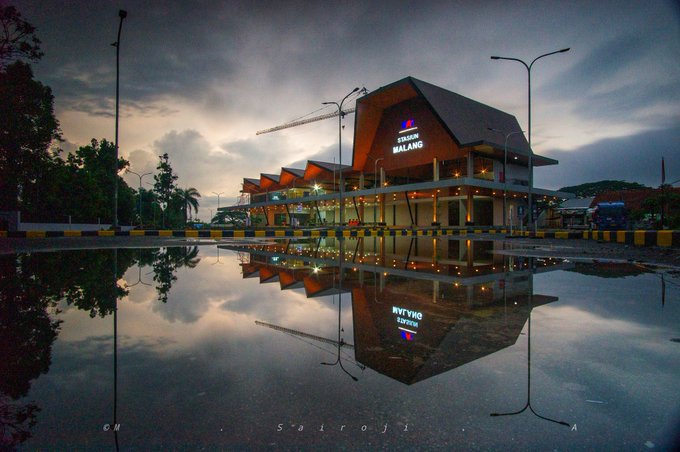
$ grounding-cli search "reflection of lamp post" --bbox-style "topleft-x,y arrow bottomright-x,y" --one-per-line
320,240 -> 360,381
490,270 -> 570,427
323,87 -> 359,227
373,157 -> 384,224
126,170 -> 151,227
112,10 -> 128,230
488,128 -> 525,227
491,48 -> 570,229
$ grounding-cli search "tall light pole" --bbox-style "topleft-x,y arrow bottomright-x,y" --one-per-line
373,157 -> 384,224
212,191 -> 224,209
491,48 -> 570,229
126,169 -> 151,226
323,87 -> 359,226
488,128 -> 525,227
112,9 -> 128,229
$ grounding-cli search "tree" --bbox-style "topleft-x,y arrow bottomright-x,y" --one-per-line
20,139 -> 136,224
0,61 -> 61,211
65,139 -> 134,224
153,153 -> 178,227
177,187 -> 201,225
0,5 -> 43,69
212,209 -> 247,226
559,180 -> 647,198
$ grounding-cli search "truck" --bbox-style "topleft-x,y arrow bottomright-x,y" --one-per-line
593,202 -> 628,230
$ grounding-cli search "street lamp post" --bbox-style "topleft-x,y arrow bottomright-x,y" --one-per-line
212,191 -> 224,209
126,169 -> 152,227
491,48 -> 570,229
323,87 -> 359,227
212,191 -> 224,225
112,9 -> 128,229
488,128 -> 525,227
373,157 -> 384,224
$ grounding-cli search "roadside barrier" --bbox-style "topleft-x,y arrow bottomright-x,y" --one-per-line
1,228 -> 677,247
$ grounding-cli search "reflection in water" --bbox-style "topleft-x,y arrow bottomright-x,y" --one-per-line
221,237 -> 571,385
0,247 -> 200,447
2,239 -> 677,448
0,255 -> 61,446
320,240 -> 360,381
490,302 -> 571,427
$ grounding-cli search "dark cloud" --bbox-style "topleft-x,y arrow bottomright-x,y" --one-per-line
10,0 -> 680,210
536,125 -> 680,190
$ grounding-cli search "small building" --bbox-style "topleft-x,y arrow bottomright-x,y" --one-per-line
553,196 -> 596,229
223,77 -> 572,227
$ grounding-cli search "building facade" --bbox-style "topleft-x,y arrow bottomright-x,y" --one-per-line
224,77 -> 571,227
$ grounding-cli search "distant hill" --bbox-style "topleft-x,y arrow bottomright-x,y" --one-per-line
559,180 -> 648,197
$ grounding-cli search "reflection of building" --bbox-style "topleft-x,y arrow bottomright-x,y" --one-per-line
222,77 -> 572,227
222,237 -> 569,384
353,286 -> 556,384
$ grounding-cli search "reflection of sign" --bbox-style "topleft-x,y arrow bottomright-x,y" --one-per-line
393,306 -> 423,341
401,330 -> 415,341
393,119 -> 424,154
296,203 -> 303,213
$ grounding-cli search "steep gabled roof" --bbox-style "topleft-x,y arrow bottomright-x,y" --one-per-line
281,167 -> 305,177
304,160 -> 353,181
260,173 -> 281,191
352,76 -> 556,170
410,77 -> 530,153
279,167 -> 306,186
308,160 -> 352,172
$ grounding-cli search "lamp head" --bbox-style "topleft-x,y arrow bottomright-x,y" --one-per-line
559,47 -> 570,53
119,10 -> 127,19
490,56 -> 500,60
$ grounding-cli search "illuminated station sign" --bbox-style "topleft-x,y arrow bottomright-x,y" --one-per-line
392,119 -> 424,154
392,305 -> 423,341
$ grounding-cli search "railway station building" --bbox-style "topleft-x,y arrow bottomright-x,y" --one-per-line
223,77 -> 571,227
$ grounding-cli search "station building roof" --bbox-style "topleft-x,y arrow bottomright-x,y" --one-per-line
240,76 -> 559,195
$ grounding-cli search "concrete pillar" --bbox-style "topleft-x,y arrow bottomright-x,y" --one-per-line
433,190 -> 438,224
466,190 -> 473,224
433,280 -> 439,304
380,194 -> 386,223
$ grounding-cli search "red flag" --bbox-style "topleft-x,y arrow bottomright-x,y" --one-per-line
662,157 -> 666,185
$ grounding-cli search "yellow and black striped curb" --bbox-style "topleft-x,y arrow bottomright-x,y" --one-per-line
1,228 -> 678,247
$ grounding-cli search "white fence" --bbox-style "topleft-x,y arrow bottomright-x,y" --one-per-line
19,223 -> 134,232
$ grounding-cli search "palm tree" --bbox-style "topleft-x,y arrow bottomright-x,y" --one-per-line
177,187 -> 201,225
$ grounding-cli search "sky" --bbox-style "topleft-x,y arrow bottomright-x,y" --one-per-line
12,0 -> 680,220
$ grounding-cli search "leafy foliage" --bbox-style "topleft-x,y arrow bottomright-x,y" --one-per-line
0,61 -> 61,211
0,245 -> 202,445
0,5 -> 43,68
212,209 -> 248,226
19,139 -> 136,223
559,180 -> 647,198
177,187 -> 201,224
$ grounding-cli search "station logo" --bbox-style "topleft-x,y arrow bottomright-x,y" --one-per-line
393,119 -> 424,154
393,305 -> 422,341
